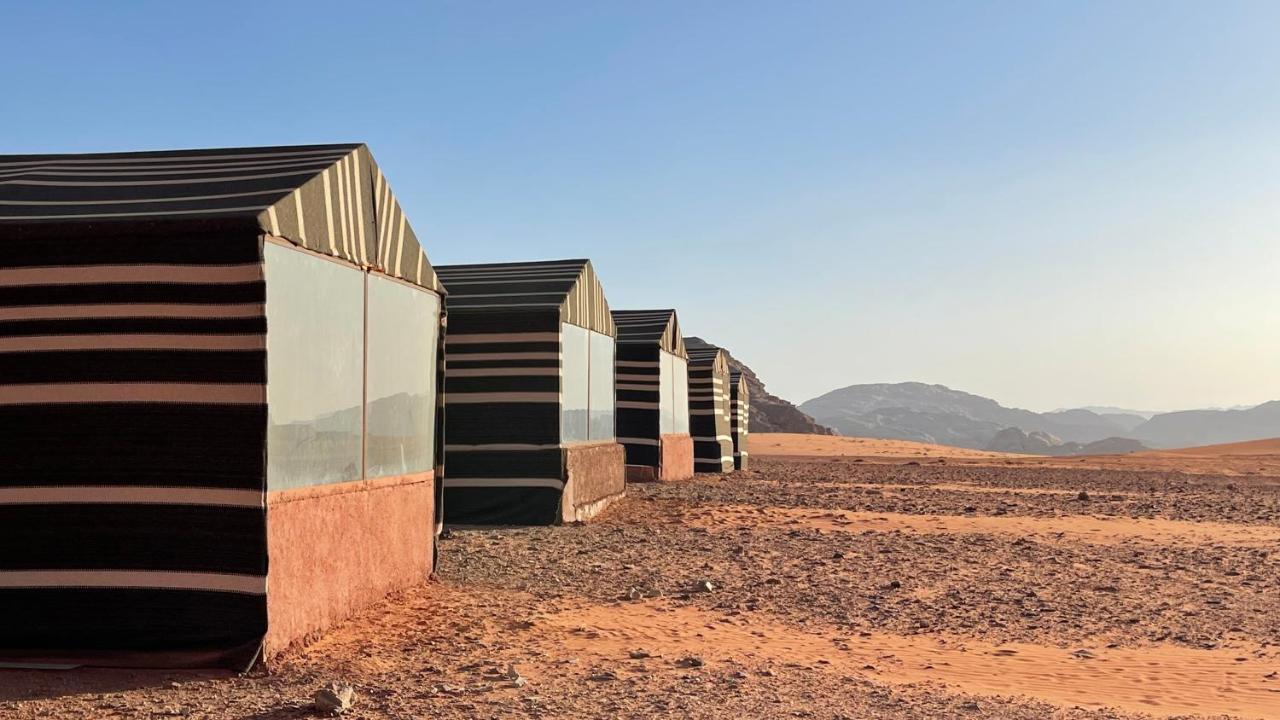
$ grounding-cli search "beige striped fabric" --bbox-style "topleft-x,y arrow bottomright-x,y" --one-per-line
0,144 -> 442,294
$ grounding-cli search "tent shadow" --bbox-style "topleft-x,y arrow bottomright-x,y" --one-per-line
0,667 -> 232,703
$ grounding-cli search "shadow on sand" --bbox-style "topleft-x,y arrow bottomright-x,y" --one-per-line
0,666 -> 232,703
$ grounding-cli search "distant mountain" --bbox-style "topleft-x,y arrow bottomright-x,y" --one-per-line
1060,406 -> 1162,420
798,382 -> 1279,452
798,383 -> 1133,450
986,427 -> 1148,456
1130,401 -> 1280,448
688,338 -> 833,435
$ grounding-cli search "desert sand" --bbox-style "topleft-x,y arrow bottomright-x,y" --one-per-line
756,432 -> 1280,479
2,446 -> 1278,719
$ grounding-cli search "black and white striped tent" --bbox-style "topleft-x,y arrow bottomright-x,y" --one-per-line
0,144 -> 446,669
611,310 -> 693,482
683,339 -> 734,473
730,371 -> 750,470
438,259 -> 625,525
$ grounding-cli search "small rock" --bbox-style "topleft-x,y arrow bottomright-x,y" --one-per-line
676,655 -> 705,668
692,580 -> 715,593
629,649 -> 652,659
313,683 -> 356,715
589,671 -> 618,681
1077,491 -> 1091,501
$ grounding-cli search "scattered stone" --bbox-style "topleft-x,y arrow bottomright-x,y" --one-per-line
588,671 -> 618,681
435,683 -> 464,697
629,649 -> 652,659
1077,491 -> 1091,501
692,580 -> 715,593
312,683 -> 356,715
676,655 -> 705,668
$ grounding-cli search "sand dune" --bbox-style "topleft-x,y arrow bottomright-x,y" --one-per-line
751,433 -> 1020,459
1157,437 -> 1280,456
755,432 -> 1280,478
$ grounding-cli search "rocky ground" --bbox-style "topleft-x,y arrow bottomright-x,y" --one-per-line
3,456 -> 1278,719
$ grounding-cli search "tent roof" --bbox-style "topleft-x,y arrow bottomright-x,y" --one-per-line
684,337 -> 729,373
435,258 -> 615,336
611,309 -> 687,357
0,143 -> 441,292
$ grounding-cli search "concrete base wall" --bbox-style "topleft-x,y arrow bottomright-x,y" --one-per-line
264,471 -> 434,659
561,442 -> 625,523
659,433 -> 694,481
625,464 -> 658,483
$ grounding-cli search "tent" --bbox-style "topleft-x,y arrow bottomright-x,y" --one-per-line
683,339 -> 734,472
0,143 -> 445,669
436,259 -> 625,524
730,371 -> 750,470
611,310 -> 693,482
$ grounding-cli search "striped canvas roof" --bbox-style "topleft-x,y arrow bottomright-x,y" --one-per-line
435,258 -> 615,336
684,338 -> 726,366
0,143 -> 441,292
611,309 -> 687,357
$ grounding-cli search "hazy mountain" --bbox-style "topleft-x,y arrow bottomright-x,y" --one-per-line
688,338 -> 834,435
799,383 -> 1133,450
1061,406 -> 1162,420
1130,401 -> 1280,448
986,427 -> 1148,456
798,382 -> 1279,452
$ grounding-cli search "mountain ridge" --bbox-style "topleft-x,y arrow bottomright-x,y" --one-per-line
798,382 -> 1278,452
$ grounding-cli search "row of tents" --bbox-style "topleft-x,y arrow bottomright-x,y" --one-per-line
0,144 -> 750,670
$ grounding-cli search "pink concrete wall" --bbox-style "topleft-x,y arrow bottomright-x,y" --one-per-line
264,471 -> 434,658
659,433 -> 695,481
561,442 -> 625,523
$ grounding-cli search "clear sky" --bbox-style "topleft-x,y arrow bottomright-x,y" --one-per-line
3,1 -> 1278,412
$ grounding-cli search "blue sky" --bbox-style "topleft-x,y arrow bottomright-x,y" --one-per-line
3,1 -> 1278,411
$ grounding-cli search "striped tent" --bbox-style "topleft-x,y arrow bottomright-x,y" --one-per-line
0,144 -> 445,669
684,339 -> 734,473
730,370 -> 750,470
611,310 -> 693,482
438,259 -> 626,525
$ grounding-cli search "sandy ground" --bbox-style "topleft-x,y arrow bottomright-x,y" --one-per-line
2,452 -> 1279,718
755,432 -> 1280,479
